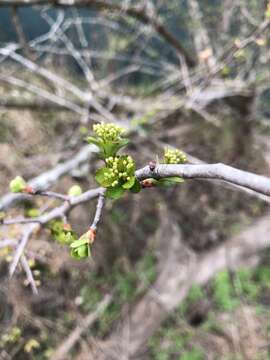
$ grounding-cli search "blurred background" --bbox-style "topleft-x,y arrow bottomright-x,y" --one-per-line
1,1 -> 270,359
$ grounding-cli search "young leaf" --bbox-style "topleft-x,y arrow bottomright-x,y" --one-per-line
122,176 -> 135,189
70,236 -> 89,248
86,136 -> 103,147
78,245 -> 88,258
9,176 -> 27,193
130,178 -> 141,193
156,177 -> 184,187
95,168 -> 114,187
106,185 -> 125,200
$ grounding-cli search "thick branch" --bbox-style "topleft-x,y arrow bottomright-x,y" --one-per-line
136,163 -> 270,197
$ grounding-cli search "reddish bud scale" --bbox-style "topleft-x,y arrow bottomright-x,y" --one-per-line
23,186 -> 34,194
141,180 -> 154,188
87,228 -> 96,243
63,223 -> 72,231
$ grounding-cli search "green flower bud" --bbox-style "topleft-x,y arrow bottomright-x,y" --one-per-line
164,148 -> 187,164
93,122 -> 125,142
9,176 -> 27,193
68,185 -> 82,197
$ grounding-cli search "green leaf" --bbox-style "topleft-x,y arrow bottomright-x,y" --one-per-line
103,139 -> 129,157
86,136 -> 103,147
116,138 -> 129,151
106,185 -> 125,200
166,176 -> 184,183
130,178 -> 141,193
71,248 -> 81,259
78,245 -> 88,258
70,236 -> 89,248
71,244 -> 91,259
122,176 -> 135,189
9,176 -> 27,193
156,177 -> 184,187
95,167 -> 114,187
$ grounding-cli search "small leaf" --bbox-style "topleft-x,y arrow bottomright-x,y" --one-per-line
71,243 -> 91,259
106,185 -> 125,200
130,178 -> 141,193
95,167 -> 114,187
78,245 -> 88,258
86,136 -> 103,147
122,176 -> 135,189
102,138 -> 129,158
115,138 -> 129,151
165,176 -> 184,183
156,177 -> 184,187
70,236 -> 89,248
9,176 -> 27,193
71,248 -> 80,259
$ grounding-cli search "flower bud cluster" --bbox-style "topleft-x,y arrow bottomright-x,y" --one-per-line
164,148 -> 187,164
93,122 -> 124,142
105,156 -> 134,187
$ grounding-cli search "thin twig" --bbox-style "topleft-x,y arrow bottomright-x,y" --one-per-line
51,293 -> 112,360
9,224 -> 37,277
90,189 -> 106,231
20,254 -> 38,294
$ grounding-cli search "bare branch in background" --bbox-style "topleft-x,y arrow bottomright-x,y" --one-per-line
51,294 -> 112,360
0,0 -> 196,67
11,5 -> 33,59
0,144 -> 98,211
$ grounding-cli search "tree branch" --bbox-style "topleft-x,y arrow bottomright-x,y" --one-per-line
0,144 -> 98,211
136,163 -> 270,197
51,293 -> 112,360
0,0 -> 196,67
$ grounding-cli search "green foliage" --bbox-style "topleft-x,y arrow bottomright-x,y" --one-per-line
95,155 -> 138,199
254,266 -> 270,288
88,123 -> 141,199
213,270 -> 238,311
181,347 -> 204,360
49,220 -> 77,245
68,184 -> 82,197
156,176 -> 184,187
149,323 -> 193,360
181,284 -> 204,314
187,284 -> 204,303
0,327 -> 21,348
70,232 -> 91,259
136,252 -> 157,285
9,176 -> 27,193
89,123 -> 187,200
147,147 -> 186,188
234,268 -> 258,300
114,270 -> 137,302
